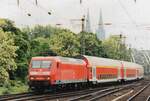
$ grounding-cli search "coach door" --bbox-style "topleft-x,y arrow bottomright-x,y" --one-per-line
92,66 -> 97,82
120,62 -> 124,80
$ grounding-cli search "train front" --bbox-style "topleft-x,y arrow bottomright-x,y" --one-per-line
28,57 -> 53,91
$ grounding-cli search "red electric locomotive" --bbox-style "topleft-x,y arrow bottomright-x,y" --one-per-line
28,56 -> 87,91
28,55 -> 144,91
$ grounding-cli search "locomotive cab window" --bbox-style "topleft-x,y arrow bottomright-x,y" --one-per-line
32,60 -> 41,68
32,60 -> 52,68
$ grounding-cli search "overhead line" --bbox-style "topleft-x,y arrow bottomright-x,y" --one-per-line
117,0 -> 138,27
25,0 -> 52,14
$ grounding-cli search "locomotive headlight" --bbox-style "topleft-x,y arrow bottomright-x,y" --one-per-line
30,71 -> 50,75
30,77 -> 34,80
30,71 -> 38,75
42,72 -> 50,75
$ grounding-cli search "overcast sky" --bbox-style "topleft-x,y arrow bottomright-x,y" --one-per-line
0,0 -> 150,50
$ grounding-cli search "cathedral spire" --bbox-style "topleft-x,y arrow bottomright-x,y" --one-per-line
85,8 -> 91,33
96,9 -> 105,40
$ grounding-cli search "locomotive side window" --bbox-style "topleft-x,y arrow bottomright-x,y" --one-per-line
32,60 -> 52,68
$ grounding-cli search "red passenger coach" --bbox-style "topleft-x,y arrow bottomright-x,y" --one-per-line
122,61 -> 144,81
82,55 -> 123,83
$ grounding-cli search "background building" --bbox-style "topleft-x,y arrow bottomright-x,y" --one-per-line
96,9 -> 105,40
84,9 -> 91,33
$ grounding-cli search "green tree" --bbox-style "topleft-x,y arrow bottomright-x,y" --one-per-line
103,35 -> 130,61
49,29 -> 80,57
78,32 -> 107,57
0,18 -> 30,81
22,25 -> 62,38
0,19 -> 19,33
30,37 -> 56,57
0,29 -> 17,85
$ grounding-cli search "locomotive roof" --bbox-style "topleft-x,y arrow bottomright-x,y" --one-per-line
31,56 -> 85,65
56,56 -> 85,65
31,56 -> 56,60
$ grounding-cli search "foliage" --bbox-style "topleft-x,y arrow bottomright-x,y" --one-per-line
0,18 -> 30,81
103,35 -> 131,61
0,29 -> 17,85
30,37 -> 56,57
0,18 -> 19,33
22,25 -> 62,38
0,68 -> 9,86
0,80 -> 28,95
49,29 -> 80,57
78,32 -> 107,57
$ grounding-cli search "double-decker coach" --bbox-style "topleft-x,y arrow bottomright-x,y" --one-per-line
82,55 -> 123,84
82,55 -> 144,84
122,61 -> 144,81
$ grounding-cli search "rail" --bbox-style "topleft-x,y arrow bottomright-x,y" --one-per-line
127,82 -> 150,101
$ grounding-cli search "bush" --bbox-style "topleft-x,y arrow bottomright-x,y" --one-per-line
0,80 -> 28,95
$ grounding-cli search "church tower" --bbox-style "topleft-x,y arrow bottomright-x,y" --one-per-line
85,9 -> 91,33
96,9 -> 105,40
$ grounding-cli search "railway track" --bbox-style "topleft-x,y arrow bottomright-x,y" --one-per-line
98,80 -> 150,101
0,86 -> 109,101
27,87 -> 108,101
0,92 -> 34,101
68,87 -> 120,101
0,79 -> 147,101
68,83 -> 138,101
146,96 -> 150,101
127,82 -> 150,101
